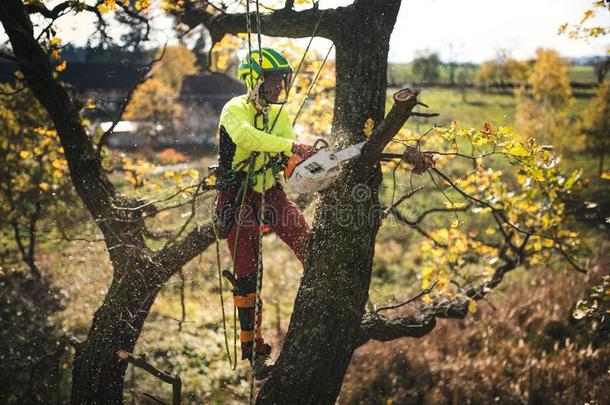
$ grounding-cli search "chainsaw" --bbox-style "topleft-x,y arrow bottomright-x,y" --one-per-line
284,139 -> 365,194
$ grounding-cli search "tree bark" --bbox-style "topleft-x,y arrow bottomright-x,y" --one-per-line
257,1 -> 402,403
71,258 -> 168,403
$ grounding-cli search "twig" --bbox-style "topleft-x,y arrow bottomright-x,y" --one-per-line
383,186 -> 425,217
376,281 -> 439,312
412,112 -> 440,118
117,350 -> 181,405
178,269 -> 186,331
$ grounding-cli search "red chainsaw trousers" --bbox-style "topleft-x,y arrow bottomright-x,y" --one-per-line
214,185 -> 310,279
214,185 -> 310,359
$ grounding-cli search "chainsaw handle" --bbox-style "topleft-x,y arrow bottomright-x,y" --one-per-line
313,138 -> 329,151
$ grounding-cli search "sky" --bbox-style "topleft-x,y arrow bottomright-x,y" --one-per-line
5,0 -> 609,63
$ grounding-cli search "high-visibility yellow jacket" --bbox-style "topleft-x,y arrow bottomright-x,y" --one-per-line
218,95 -> 296,192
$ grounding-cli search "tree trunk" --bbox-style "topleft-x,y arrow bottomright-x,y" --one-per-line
258,1 -> 401,403
71,255 -> 175,404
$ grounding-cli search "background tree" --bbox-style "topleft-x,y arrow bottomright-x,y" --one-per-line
444,42 -> 463,86
411,51 -> 441,84
150,45 -> 199,92
0,83 -> 74,283
515,48 -> 578,150
582,79 -> 610,175
123,45 -> 198,143
476,54 -> 530,89
559,0 -> 609,175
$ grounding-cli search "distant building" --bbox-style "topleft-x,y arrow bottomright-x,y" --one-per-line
0,61 -> 142,119
0,62 -> 245,151
179,71 -> 245,110
173,71 -> 245,151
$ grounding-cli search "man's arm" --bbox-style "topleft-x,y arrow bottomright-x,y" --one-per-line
221,103 -> 294,153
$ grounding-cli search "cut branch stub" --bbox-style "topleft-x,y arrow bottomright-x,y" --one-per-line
361,87 -> 420,163
394,88 -> 417,103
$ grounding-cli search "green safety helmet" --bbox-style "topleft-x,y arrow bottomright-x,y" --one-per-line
238,47 -> 293,104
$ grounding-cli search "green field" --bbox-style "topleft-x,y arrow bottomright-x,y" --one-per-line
388,62 -> 600,86
388,85 -> 593,131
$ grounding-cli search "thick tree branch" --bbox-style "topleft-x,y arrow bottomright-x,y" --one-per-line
361,88 -> 424,163
355,258 -> 520,347
357,312 -> 437,345
24,1 -> 72,19
155,222 -> 217,270
176,0 -> 344,42
0,49 -> 24,64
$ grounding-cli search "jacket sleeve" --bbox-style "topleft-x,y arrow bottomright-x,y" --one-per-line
220,101 -> 294,153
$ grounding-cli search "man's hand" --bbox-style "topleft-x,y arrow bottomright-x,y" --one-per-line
291,142 -> 317,159
401,146 -> 435,175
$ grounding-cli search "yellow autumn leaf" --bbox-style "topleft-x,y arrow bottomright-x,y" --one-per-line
39,182 -> 50,191
468,299 -> 478,314
363,118 -> 374,138
135,0 -> 151,11
187,168 -> 199,179
19,150 -> 30,159
601,171 -> 610,180
55,60 -> 67,72
50,37 -> 62,46
206,174 -> 217,186
216,53 -> 229,71
580,9 -> 594,25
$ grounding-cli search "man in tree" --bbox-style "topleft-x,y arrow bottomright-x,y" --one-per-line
214,47 -> 316,379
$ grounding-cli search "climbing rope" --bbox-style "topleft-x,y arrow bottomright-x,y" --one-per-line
292,42 -> 334,127
249,153 -> 269,405
212,212 -> 235,369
